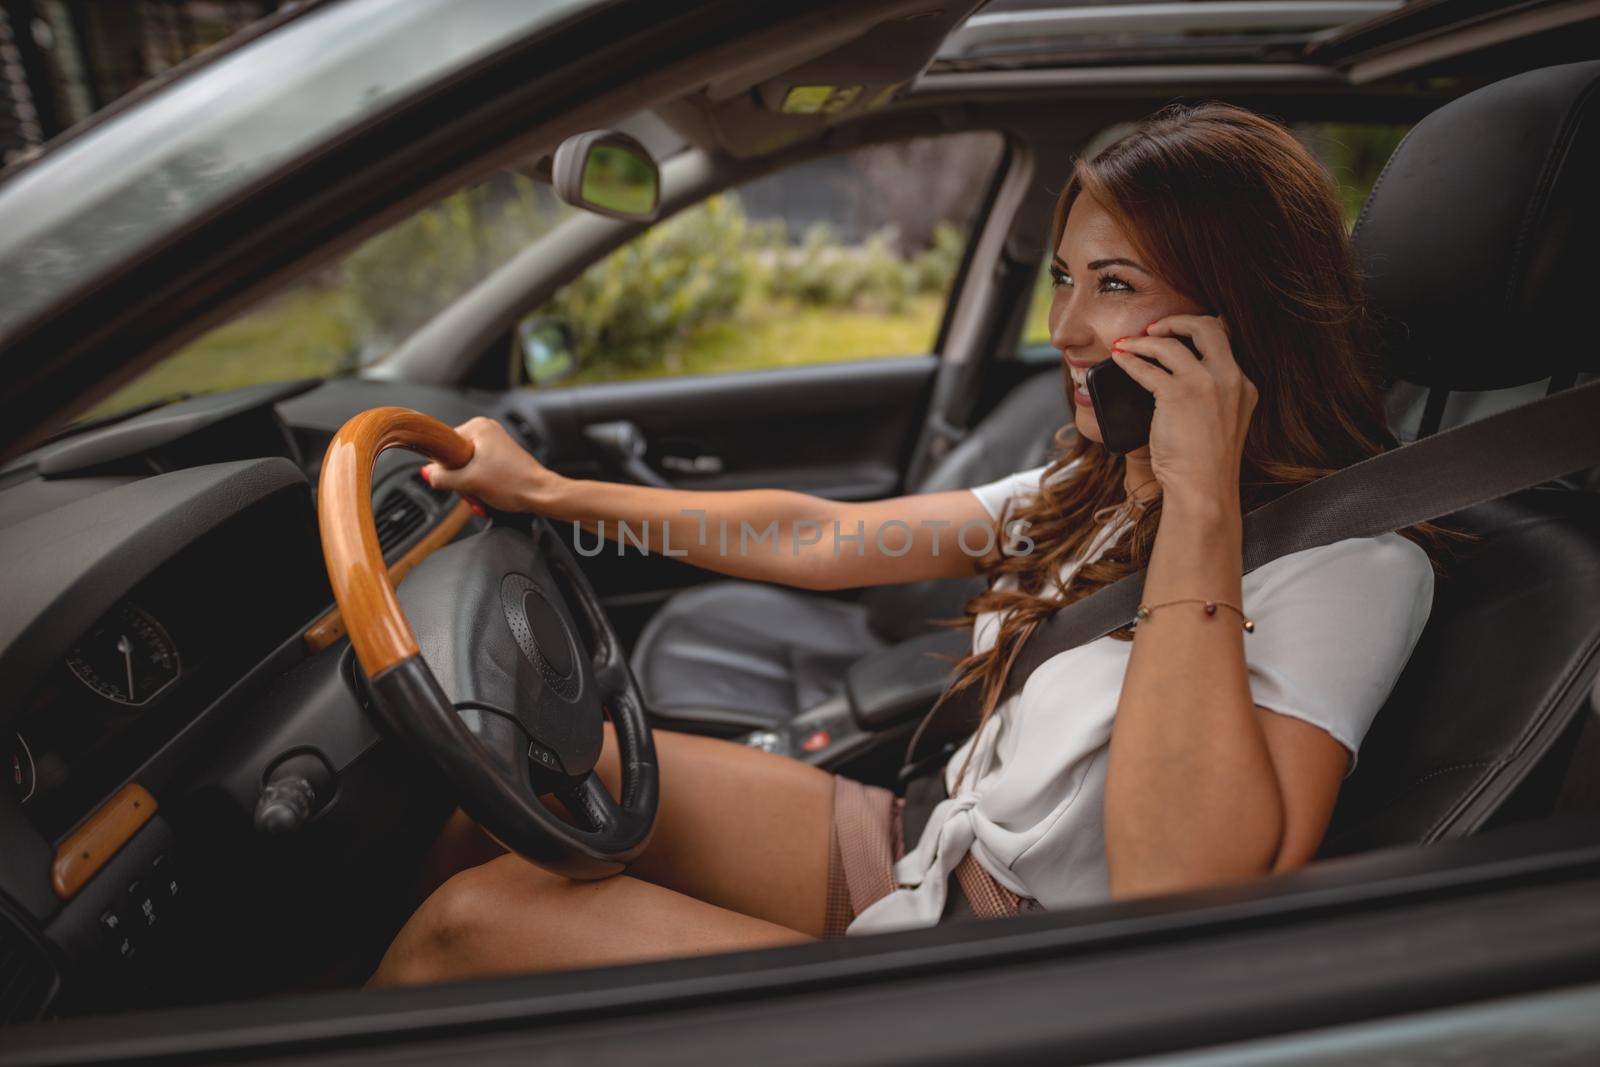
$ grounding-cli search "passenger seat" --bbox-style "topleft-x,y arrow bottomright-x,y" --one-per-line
630,370 -> 1068,733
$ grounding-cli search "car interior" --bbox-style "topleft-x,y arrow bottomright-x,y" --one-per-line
2,0 -> 1599,1045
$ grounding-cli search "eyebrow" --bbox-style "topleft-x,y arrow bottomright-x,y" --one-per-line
1092,256 -> 1149,273
1052,254 -> 1150,274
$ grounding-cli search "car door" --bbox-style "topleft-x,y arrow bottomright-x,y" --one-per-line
503,131 -> 1009,629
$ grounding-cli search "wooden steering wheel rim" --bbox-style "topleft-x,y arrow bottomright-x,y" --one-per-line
317,407 -> 474,679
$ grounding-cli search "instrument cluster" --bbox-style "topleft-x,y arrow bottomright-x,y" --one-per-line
9,488 -> 331,839
10,599 -> 184,820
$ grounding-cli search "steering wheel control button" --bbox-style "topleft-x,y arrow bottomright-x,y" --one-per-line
527,739 -> 565,774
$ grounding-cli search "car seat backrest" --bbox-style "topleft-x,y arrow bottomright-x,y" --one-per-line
1353,61 -> 1600,394
913,370 -> 1069,495
862,370 -> 1068,643
1322,60 -> 1600,855
1321,490 -> 1600,854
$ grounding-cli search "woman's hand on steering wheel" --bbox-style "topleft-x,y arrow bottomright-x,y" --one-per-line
321,407 -> 660,878
1109,313 -> 1258,511
421,416 -> 565,515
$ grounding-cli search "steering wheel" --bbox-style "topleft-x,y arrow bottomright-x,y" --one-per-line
318,407 -> 658,879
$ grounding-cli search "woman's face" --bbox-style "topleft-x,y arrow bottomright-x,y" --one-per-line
1049,193 -> 1207,447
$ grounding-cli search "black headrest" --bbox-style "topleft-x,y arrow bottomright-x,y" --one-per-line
1353,61 -> 1600,390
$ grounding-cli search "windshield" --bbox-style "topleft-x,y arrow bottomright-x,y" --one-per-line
0,0 -> 595,339
80,167 -> 576,420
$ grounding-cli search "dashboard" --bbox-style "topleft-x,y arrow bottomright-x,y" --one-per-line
10,488 -> 329,839
0,376 -> 544,1015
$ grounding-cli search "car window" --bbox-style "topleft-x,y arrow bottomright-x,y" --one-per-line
79,168 -> 577,420
1019,121 -> 1410,354
521,131 -> 1004,388
0,0 -> 596,337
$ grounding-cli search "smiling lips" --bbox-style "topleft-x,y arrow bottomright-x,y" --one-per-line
1067,362 -> 1091,393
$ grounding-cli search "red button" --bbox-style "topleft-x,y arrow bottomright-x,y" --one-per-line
801,729 -> 831,753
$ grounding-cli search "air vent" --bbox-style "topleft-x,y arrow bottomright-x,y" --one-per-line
416,468 -> 454,507
505,410 -> 544,451
374,487 -> 428,558
0,904 -> 57,1024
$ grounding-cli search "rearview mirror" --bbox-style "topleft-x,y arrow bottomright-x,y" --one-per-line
516,316 -> 578,387
552,130 -> 660,222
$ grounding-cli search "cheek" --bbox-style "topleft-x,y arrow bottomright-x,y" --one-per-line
1096,309 -> 1159,348
1073,396 -> 1102,443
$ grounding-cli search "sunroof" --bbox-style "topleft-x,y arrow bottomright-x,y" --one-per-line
936,1 -> 1403,69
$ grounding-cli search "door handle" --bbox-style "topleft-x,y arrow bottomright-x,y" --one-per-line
583,421 -> 672,489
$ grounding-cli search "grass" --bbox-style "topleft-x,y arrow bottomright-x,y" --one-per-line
86,288 -> 947,418
86,286 -> 360,418
564,294 -> 945,385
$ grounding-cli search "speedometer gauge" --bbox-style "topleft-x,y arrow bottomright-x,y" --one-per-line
65,602 -> 181,707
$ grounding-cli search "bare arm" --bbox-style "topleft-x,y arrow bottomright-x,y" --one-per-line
1103,496 -> 1348,896
422,418 -> 995,591
1102,316 -> 1347,898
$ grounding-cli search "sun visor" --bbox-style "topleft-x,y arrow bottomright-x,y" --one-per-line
679,2 -> 982,157
750,5 -> 980,119
707,3 -> 979,112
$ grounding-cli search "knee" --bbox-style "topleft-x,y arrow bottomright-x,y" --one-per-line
423,866 -> 500,954
376,863 -> 534,987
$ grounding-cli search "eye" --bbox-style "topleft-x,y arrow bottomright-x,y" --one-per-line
1097,272 -> 1134,294
1049,265 -> 1072,289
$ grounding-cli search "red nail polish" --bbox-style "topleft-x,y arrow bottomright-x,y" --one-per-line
1145,321 -> 1159,333
418,464 -> 431,485
469,501 -> 485,517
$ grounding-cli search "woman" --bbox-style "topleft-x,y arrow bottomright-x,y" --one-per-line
370,103 -> 1435,986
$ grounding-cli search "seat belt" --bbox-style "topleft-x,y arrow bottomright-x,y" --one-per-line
902,377 -> 1600,781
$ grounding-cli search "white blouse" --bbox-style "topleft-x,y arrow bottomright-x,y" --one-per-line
847,463 -> 1435,934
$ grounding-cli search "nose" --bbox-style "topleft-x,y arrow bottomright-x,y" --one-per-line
1048,284 -> 1094,356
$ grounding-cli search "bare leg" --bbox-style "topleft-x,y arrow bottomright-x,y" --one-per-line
418,807 -> 505,901
427,725 -> 836,934
370,854 -> 813,986
381,726 -> 838,984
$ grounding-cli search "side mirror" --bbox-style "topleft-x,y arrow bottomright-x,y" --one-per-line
551,130 -> 660,222
516,316 -> 578,386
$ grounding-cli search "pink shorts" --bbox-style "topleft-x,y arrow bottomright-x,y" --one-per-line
822,775 -> 1036,937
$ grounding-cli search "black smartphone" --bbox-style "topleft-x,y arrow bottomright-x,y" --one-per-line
1084,334 -> 1204,455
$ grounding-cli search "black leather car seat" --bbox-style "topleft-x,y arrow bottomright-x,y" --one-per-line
1318,60 -> 1600,854
630,369 -> 1068,733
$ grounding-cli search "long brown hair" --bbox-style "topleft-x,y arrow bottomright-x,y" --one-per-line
942,103 -> 1435,787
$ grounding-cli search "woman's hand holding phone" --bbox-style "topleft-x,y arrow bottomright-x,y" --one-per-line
1107,314 -> 1257,512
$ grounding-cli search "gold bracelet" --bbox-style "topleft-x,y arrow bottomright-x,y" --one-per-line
1134,598 -> 1255,633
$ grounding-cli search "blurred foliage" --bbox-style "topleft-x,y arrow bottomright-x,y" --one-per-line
1301,123 -> 1411,225
84,287 -> 362,417
542,194 -> 761,375
87,173 -> 568,417
342,173 -> 567,353
565,296 -> 943,386
85,136 -> 988,417
535,198 -> 964,380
